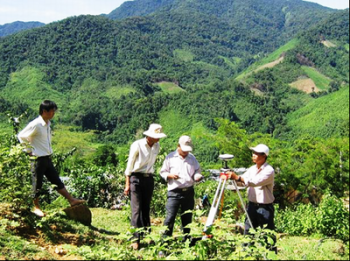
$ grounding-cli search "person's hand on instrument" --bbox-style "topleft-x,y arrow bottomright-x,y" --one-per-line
226,171 -> 239,181
220,172 -> 230,180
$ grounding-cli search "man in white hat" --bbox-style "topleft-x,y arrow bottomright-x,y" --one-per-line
222,144 -> 275,245
160,135 -> 203,240
124,123 -> 167,250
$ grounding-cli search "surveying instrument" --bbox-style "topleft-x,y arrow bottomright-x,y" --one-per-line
203,154 -> 253,238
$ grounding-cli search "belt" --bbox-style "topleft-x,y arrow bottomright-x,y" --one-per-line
172,187 -> 193,193
249,201 -> 272,207
131,173 -> 153,178
37,155 -> 52,159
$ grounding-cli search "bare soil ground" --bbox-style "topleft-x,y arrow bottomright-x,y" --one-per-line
289,78 -> 321,93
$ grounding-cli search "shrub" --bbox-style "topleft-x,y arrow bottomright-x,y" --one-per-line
275,193 -> 349,241
0,140 -> 33,222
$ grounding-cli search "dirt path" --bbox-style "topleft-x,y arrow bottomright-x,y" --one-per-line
255,56 -> 285,72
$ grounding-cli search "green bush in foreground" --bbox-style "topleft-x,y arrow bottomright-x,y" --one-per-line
275,192 -> 349,241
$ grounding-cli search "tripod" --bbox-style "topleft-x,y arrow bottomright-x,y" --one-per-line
203,154 -> 253,237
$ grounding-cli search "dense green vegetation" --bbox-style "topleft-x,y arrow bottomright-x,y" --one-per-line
109,0 -> 334,52
0,4 -> 348,145
284,85 -> 349,139
0,1 -> 349,259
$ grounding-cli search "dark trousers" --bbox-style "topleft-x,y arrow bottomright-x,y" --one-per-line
130,174 -> 154,243
163,187 -> 194,237
245,202 -> 276,246
31,156 -> 64,199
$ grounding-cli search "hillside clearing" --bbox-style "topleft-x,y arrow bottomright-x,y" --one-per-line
255,56 -> 285,72
301,66 -> 332,90
235,38 -> 298,81
156,81 -> 185,94
321,40 -> 337,48
289,77 -> 320,93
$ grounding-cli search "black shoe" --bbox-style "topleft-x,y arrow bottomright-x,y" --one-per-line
181,234 -> 191,243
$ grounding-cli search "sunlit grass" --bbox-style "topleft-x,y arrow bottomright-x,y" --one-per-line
156,81 -> 185,94
173,49 -> 195,62
1,201 -> 348,260
236,38 -> 299,80
301,66 -> 331,90
52,124 -> 101,159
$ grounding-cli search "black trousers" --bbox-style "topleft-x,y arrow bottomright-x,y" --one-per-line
245,202 -> 276,246
130,174 -> 154,242
163,187 -> 194,237
32,156 -> 64,199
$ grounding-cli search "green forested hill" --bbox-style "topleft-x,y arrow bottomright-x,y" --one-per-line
0,0 -> 348,145
237,10 -> 349,84
0,14 -> 250,93
234,9 -> 349,139
108,0 -> 334,52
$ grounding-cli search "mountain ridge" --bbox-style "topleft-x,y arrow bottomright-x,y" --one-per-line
0,21 -> 45,37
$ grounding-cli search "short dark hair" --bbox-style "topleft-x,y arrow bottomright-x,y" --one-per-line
39,100 -> 58,115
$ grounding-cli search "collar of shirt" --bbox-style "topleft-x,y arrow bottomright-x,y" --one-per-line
174,149 -> 191,161
142,137 -> 157,150
38,115 -> 49,127
174,149 -> 183,159
255,162 -> 268,174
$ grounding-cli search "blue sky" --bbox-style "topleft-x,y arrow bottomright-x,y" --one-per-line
0,0 -> 126,25
0,0 -> 349,25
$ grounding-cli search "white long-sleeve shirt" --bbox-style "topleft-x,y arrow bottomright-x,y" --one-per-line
17,116 -> 53,157
124,138 -> 160,176
241,162 -> 275,204
160,150 -> 202,191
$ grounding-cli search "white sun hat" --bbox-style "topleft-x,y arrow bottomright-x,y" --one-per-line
143,124 -> 167,139
179,135 -> 194,152
249,144 -> 270,156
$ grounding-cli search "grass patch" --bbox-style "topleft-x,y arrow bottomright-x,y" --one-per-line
105,85 -> 136,99
1,202 -> 348,260
301,66 -> 332,90
276,236 -> 347,260
51,124 -> 101,159
259,38 -> 298,64
344,44 -> 349,52
173,49 -> 195,62
156,81 -> 185,94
